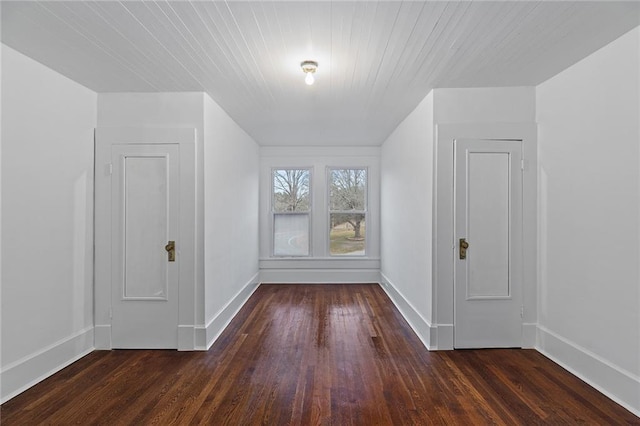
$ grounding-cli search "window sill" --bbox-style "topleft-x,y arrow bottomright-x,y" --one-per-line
259,257 -> 381,270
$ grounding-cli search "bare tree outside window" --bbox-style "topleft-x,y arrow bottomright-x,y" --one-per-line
329,168 -> 366,256
273,169 -> 310,212
273,169 -> 310,256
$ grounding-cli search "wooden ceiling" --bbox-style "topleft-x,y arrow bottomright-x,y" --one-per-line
2,1 -> 639,146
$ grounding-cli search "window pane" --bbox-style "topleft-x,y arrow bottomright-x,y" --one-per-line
329,169 -> 366,211
329,213 -> 365,256
274,213 -> 309,256
273,169 -> 310,212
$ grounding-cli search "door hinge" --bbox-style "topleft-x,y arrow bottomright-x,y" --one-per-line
520,305 -> 524,318
109,308 -> 113,319
105,163 -> 113,176
520,159 -> 525,171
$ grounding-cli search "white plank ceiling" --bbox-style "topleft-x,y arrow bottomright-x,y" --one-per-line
2,1 -> 639,146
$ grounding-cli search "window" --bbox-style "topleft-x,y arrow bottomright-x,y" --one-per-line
329,168 -> 367,256
272,169 -> 311,256
261,156 -> 377,262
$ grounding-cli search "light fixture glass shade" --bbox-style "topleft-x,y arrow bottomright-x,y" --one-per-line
301,60 -> 318,86
305,72 -> 315,85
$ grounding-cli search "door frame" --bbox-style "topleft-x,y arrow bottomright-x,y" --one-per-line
94,127 -> 197,350
433,123 -> 537,350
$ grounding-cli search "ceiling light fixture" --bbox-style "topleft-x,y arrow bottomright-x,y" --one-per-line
300,60 -> 318,85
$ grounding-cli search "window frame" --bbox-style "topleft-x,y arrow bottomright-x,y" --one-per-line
327,167 -> 368,257
271,167 -> 313,257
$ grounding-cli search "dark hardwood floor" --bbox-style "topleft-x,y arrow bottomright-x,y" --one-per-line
2,284 -> 637,425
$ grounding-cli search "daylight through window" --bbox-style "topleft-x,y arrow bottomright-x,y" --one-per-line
329,168 -> 367,256
272,169 -> 311,256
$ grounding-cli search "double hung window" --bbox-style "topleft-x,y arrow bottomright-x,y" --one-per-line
328,168 -> 367,256
272,169 -> 311,256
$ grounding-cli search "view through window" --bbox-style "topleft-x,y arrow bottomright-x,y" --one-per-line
272,169 -> 310,256
329,168 -> 367,256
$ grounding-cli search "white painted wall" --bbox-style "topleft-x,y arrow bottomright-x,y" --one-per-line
536,26 -> 640,415
203,94 -> 259,348
433,87 -> 536,124
380,92 -> 435,348
0,25 -> 3,400
259,146 -> 381,284
1,45 -> 96,402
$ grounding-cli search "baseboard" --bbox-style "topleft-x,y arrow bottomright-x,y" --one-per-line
379,273 -> 435,350
537,325 -> 640,416
1,326 -> 94,403
96,323 -> 197,351
260,269 -> 381,284
198,273 -> 260,350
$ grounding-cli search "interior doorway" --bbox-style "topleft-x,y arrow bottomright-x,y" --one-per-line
453,139 -> 524,348
94,127 -> 197,350
433,123 -> 537,350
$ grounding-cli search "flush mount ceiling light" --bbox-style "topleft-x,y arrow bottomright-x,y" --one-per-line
300,60 -> 318,85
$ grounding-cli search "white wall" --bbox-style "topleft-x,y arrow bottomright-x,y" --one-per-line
0,26 -> 3,402
259,146 -> 381,284
433,87 -> 536,124
202,94 -> 259,348
380,92 -> 435,349
536,26 -> 640,415
1,45 -> 96,402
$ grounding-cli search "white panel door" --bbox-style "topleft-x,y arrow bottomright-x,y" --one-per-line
454,139 -> 523,348
111,144 -> 179,348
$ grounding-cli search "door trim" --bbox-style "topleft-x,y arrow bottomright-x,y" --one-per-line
433,123 -> 537,350
94,127 -> 197,350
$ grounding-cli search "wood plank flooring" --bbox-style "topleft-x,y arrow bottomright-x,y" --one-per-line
2,284 -> 637,425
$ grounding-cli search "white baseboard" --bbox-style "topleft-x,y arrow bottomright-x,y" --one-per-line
96,322 -> 198,351
260,269 -> 381,284
379,273 -> 435,350
198,273 -> 260,350
1,327 -> 94,403
537,325 -> 640,416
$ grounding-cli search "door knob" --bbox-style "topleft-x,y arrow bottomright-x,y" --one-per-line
165,240 -> 176,262
459,238 -> 469,260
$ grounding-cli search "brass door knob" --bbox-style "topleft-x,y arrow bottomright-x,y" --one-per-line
165,240 -> 176,262
459,238 -> 469,260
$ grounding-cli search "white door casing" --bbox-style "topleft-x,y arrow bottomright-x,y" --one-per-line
95,128 -> 197,350
454,139 -> 523,348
